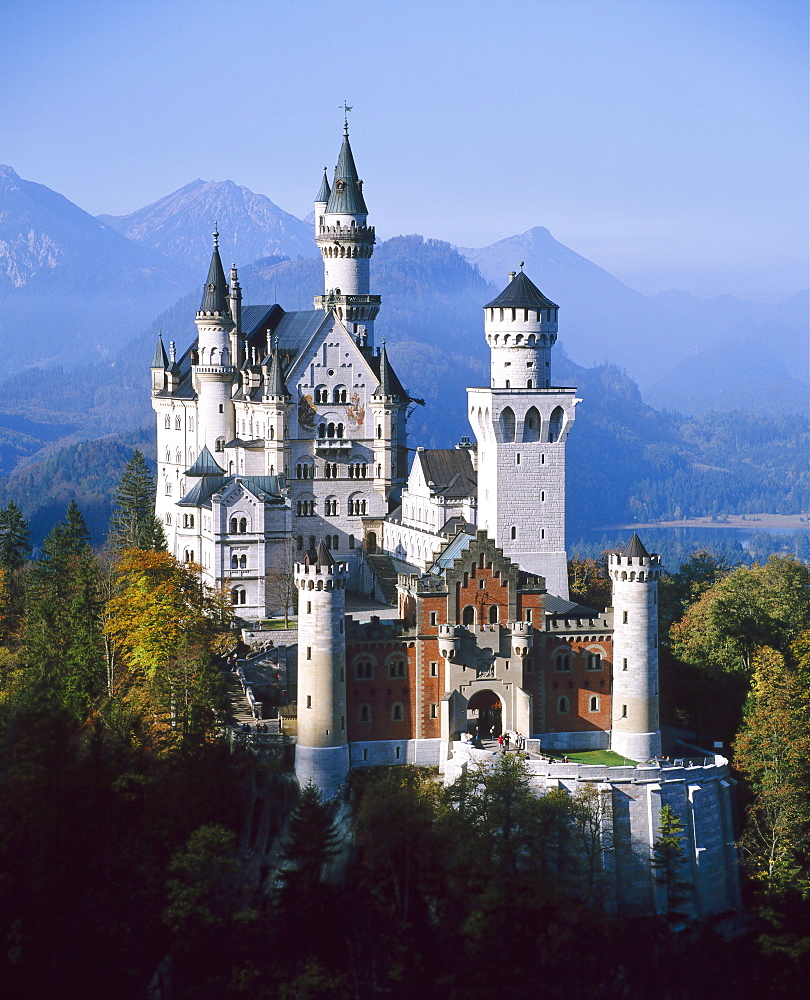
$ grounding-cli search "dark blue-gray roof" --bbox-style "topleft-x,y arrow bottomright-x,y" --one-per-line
198,243 -> 230,315
185,445 -> 225,477
151,334 -> 168,369
484,270 -> 558,310
315,169 -> 331,203
325,134 -> 368,215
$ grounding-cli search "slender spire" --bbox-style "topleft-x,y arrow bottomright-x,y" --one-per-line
198,227 -> 229,314
622,532 -> 650,560
151,332 -> 168,369
315,167 -> 331,203
374,339 -> 393,397
326,125 -> 367,215
266,344 -> 289,397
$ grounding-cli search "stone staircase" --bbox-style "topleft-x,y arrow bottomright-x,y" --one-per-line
366,551 -> 399,606
223,671 -> 257,727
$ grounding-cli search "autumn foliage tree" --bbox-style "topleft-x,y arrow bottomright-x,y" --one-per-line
105,550 -> 230,744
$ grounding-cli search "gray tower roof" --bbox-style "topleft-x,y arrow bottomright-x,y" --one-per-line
373,340 -> 393,397
484,270 -> 558,310
622,533 -> 650,559
325,132 -> 368,215
265,348 -> 289,397
198,231 -> 230,314
185,445 -> 226,477
315,168 -> 331,203
304,540 -> 335,569
151,334 -> 168,369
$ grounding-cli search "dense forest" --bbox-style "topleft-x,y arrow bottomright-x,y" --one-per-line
0,450 -> 809,997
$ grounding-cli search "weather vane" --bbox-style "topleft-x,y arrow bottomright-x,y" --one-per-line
340,101 -> 353,134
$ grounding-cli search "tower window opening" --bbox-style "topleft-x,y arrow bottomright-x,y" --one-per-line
219,404 -> 224,413
359,704 -> 371,722
622,704 -> 627,718
392,704 -> 404,721
557,696 -> 569,714
554,652 -> 572,672
306,695 -> 312,708
622,658 -> 628,670
430,661 -> 438,676
430,703 -> 438,718
363,747 -> 368,760
510,526 -> 516,540
306,647 -> 311,661
586,653 -> 602,671
623,611 -> 628,624
589,696 -> 600,713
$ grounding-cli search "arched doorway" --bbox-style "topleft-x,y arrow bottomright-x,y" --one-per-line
366,531 -> 377,554
467,689 -> 502,740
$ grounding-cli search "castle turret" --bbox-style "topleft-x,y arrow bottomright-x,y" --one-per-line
193,228 -> 235,456
468,267 -> 579,598
228,263 -> 243,370
609,534 -> 662,761
150,333 -> 168,393
294,542 -> 350,798
314,122 -> 380,346
262,345 -> 291,478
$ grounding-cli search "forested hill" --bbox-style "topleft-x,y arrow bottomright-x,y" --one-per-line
0,235 -> 806,547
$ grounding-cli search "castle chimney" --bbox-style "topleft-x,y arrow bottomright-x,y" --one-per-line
508,271 -> 516,283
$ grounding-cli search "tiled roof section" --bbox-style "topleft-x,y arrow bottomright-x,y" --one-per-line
622,532 -> 650,559
544,595 -> 602,618
439,515 -> 472,536
185,445 -> 225,477
418,448 -> 477,497
151,334 -> 168,369
428,528 -> 476,575
177,476 -> 227,508
325,134 -> 368,215
198,241 -> 230,315
242,306 -> 327,376
315,168 -> 331,203
484,270 -> 558,310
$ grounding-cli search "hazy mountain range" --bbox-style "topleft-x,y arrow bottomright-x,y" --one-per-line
0,164 -> 806,418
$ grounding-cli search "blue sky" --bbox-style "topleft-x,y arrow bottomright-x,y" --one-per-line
2,0 -> 807,300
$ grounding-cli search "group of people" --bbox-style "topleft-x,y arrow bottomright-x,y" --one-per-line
239,721 -> 272,734
495,731 -> 526,752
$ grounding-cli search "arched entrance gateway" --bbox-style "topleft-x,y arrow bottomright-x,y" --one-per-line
365,531 -> 377,554
467,689 -> 502,740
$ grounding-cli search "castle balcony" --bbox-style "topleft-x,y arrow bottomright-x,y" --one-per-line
317,223 -> 375,241
315,437 -> 352,452
469,385 -> 578,395
194,365 -> 236,376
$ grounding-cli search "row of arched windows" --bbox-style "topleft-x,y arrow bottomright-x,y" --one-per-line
231,554 -> 247,569
314,387 -> 349,404
231,588 -> 247,605
358,703 -> 405,722
317,422 -> 345,438
295,461 -> 371,479
348,464 -> 367,478
229,517 -> 248,533
353,657 -> 407,680
461,605 -> 500,626
297,500 -> 316,517
349,499 -> 368,515
556,695 -> 600,713
296,535 -> 356,551
182,514 -> 195,528
164,414 -> 195,431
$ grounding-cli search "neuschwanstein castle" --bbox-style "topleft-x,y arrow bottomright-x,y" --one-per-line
150,127 -> 740,919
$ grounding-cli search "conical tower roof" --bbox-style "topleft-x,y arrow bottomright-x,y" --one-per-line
484,269 -> 558,310
373,340 -> 393,397
265,348 -> 289,397
198,229 -> 230,314
304,540 -> 335,569
185,444 -> 226,478
315,168 -> 331,203
622,532 -> 650,559
151,333 -> 168,369
325,131 -> 368,215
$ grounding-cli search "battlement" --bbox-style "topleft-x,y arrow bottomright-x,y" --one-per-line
317,222 -> 375,241
294,559 -> 349,589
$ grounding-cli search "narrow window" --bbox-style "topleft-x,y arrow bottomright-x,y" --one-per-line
363,748 -> 368,760
430,661 -> 438,677
590,696 -> 599,712
306,647 -> 312,660
622,658 -> 628,671
306,695 -> 312,709
395,746 -> 401,759
622,611 -> 628,624
622,704 -> 627,718
430,611 -> 437,626
430,703 -> 438,718
510,526 -> 516,540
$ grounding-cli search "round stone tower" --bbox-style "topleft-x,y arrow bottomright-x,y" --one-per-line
609,533 -> 662,761
193,228 -> 235,455
313,121 -> 380,346
294,541 -> 350,799
485,266 -> 558,390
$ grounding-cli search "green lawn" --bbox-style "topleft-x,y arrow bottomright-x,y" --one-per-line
260,619 -> 297,630
556,750 -> 639,767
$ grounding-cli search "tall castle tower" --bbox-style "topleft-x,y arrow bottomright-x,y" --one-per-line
468,268 -> 579,598
313,119 -> 380,347
609,534 -> 662,760
193,229 -> 236,455
294,542 -> 350,798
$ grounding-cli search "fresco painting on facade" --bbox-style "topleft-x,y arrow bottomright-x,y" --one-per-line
151,125 -> 741,919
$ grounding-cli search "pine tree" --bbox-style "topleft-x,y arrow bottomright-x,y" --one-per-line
280,782 -> 342,893
651,804 -> 692,928
0,500 -> 31,572
108,450 -> 166,551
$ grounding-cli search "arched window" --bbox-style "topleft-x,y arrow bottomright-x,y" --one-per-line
175,416 -> 182,430
355,658 -> 373,680
239,517 -> 247,533
510,526 -> 517,540
589,696 -> 600,713
164,415 -> 171,429
557,696 -> 569,713
499,407 -> 516,443
333,386 -> 347,403
548,406 -> 564,443
554,652 -> 572,672
586,652 -> 602,671
327,422 -> 335,438
462,605 -> 475,626
231,554 -> 238,569
215,437 -> 225,452
359,704 -> 371,722
230,517 -> 237,533
391,703 -> 404,721
388,658 -> 406,678
488,604 -> 499,624
337,423 -> 344,438
239,554 -> 247,569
